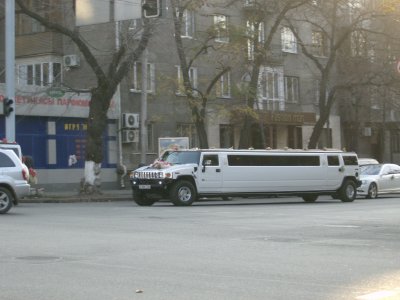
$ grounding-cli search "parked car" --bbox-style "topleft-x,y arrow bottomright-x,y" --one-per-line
358,163 -> 400,199
358,158 -> 379,166
0,149 -> 31,214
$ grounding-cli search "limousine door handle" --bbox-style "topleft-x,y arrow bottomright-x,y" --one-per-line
216,168 -> 221,172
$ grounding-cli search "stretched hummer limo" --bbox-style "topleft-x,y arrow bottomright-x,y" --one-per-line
129,149 -> 360,206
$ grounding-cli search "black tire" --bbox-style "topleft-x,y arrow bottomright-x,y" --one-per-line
302,194 -> 318,203
133,190 -> 156,206
339,180 -> 356,202
366,183 -> 378,199
331,193 -> 339,199
169,180 -> 196,206
0,187 -> 14,214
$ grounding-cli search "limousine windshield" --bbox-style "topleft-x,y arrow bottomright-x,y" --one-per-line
161,151 -> 201,165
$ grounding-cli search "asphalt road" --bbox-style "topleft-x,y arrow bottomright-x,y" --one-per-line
1,196 -> 400,300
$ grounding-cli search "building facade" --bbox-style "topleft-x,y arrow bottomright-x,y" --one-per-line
3,0 -> 386,191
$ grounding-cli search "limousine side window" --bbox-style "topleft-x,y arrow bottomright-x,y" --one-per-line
202,155 -> 219,166
343,155 -> 358,166
227,155 -> 320,166
328,155 -> 340,166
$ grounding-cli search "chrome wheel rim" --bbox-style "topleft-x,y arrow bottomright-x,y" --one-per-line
0,192 -> 10,210
346,185 -> 355,199
178,186 -> 192,202
370,184 -> 377,198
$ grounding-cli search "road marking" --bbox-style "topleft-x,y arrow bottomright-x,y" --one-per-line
323,224 -> 360,228
356,289 -> 400,299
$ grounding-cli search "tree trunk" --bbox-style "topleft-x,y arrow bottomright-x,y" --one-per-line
81,86 -> 112,194
307,116 -> 326,149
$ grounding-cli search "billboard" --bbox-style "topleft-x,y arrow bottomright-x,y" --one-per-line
76,0 -> 141,26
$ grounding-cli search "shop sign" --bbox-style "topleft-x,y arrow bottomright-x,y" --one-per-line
46,87 -> 65,98
261,112 -> 316,125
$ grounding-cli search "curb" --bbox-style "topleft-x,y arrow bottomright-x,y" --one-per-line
20,197 -> 132,203
20,192 -> 133,203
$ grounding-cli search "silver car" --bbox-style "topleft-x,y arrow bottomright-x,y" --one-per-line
358,163 -> 400,199
0,149 -> 31,214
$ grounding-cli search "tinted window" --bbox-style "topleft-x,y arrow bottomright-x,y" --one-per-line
0,152 -> 16,167
227,155 -> 320,166
343,155 -> 358,165
202,155 -> 219,166
328,155 -> 340,166
162,151 -> 201,164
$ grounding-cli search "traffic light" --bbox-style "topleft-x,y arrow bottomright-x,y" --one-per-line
142,0 -> 161,18
3,98 -> 14,117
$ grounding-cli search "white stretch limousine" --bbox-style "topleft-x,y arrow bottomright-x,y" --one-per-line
129,149 -> 361,206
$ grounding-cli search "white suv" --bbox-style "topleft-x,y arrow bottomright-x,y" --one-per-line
0,149 -> 31,214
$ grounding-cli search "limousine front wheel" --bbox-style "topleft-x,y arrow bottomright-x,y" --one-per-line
170,180 -> 196,206
133,191 -> 157,206
339,180 -> 356,202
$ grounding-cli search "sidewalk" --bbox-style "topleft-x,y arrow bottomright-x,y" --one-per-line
21,188 -> 133,203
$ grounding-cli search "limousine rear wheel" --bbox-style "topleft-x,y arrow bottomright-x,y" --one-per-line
133,191 -> 157,206
302,195 -> 318,203
170,180 -> 196,206
339,180 -> 356,202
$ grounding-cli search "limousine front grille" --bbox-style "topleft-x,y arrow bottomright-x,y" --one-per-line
134,171 -> 164,179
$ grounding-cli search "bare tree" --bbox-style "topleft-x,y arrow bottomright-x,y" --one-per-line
237,0 -> 310,149
170,0 -> 233,148
285,0 -> 392,149
15,0 -> 153,193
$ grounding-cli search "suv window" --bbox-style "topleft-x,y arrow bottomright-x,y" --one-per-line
203,155 -> 219,166
328,155 -> 340,166
0,152 -> 16,167
343,155 -> 358,166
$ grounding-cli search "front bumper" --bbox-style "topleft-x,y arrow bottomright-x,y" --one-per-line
130,178 -> 172,192
357,182 -> 369,196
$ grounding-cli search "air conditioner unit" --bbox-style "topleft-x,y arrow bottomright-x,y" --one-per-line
122,129 -> 139,143
63,54 -> 80,67
122,113 -> 139,128
362,127 -> 372,137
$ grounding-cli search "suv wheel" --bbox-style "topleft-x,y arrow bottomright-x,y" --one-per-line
0,187 -> 14,214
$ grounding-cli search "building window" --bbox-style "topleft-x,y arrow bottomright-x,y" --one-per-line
220,124 -> 234,148
176,66 -> 198,96
177,123 -> 198,148
131,62 -> 155,93
258,67 -> 284,110
17,62 -> 61,87
16,0 -> 48,35
216,71 -> 231,98
180,9 -> 195,38
284,76 -> 299,103
287,126 -> 302,149
351,30 -> 367,57
247,21 -> 265,60
391,131 -> 400,153
281,26 -> 297,53
311,31 -> 327,57
214,14 -> 229,43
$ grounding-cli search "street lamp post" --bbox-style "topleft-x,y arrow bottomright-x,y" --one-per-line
5,0 -> 16,142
